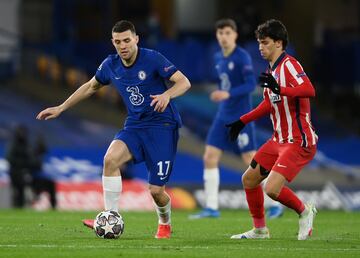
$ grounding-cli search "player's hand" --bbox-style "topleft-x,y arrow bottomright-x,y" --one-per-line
210,90 -> 230,102
150,92 -> 170,112
36,106 -> 62,120
259,72 -> 281,94
225,120 -> 245,141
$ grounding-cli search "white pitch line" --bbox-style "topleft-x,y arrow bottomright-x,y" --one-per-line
0,244 -> 359,252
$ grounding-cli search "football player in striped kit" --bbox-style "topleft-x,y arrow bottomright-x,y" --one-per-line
227,19 -> 318,240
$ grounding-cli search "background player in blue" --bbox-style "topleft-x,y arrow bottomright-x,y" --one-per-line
36,20 -> 191,239
189,19 -> 258,219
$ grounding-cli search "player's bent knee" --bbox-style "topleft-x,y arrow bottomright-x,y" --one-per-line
242,165 -> 263,189
203,146 -> 222,166
242,173 -> 255,188
149,185 -> 164,197
103,153 -> 124,172
265,190 -> 278,200
103,154 -> 117,168
203,154 -> 216,167
263,184 -> 280,200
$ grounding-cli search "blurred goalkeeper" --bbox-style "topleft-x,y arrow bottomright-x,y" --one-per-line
227,19 -> 318,240
36,20 -> 191,239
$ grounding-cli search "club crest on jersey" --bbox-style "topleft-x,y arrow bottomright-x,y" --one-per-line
228,61 -> 234,70
138,70 -> 146,80
270,92 -> 281,103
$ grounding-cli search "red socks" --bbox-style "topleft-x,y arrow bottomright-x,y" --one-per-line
245,185 -> 305,228
276,186 -> 305,214
245,185 -> 266,228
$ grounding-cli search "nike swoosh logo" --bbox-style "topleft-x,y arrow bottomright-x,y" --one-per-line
115,76 -> 121,79
277,164 -> 287,168
160,176 -> 167,180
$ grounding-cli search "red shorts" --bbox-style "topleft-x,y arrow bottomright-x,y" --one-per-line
253,140 -> 316,182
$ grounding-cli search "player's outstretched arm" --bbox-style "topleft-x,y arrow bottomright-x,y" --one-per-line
150,71 -> 191,112
36,77 -> 104,120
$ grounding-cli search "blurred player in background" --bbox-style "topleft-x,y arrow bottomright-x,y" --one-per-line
227,19 -> 317,240
30,135 -> 57,209
190,18 -> 262,219
36,20 -> 191,239
190,18 -> 283,219
6,125 -> 32,208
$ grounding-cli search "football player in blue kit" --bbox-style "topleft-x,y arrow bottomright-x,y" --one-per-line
36,20 -> 191,239
190,18 -> 283,219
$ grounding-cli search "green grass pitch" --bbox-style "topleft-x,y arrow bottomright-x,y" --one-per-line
0,209 -> 359,258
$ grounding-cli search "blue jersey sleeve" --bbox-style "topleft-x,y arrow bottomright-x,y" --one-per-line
95,57 -> 111,85
212,52 -> 221,81
154,51 -> 178,79
229,52 -> 256,97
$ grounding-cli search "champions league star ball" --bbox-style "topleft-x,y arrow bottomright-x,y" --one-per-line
94,210 -> 124,239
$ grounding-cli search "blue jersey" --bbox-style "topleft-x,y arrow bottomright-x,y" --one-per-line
95,48 -> 181,129
214,46 -> 256,122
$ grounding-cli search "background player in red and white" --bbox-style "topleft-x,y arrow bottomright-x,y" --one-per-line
226,19 -> 318,240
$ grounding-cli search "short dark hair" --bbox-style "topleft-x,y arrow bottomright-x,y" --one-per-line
255,19 -> 288,49
215,18 -> 237,31
112,20 -> 136,34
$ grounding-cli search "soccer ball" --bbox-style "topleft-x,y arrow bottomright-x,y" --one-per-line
94,210 -> 124,239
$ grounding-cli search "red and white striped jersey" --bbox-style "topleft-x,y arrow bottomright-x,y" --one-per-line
264,52 -> 318,147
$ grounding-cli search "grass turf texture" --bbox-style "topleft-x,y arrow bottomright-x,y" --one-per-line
0,210 -> 359,258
